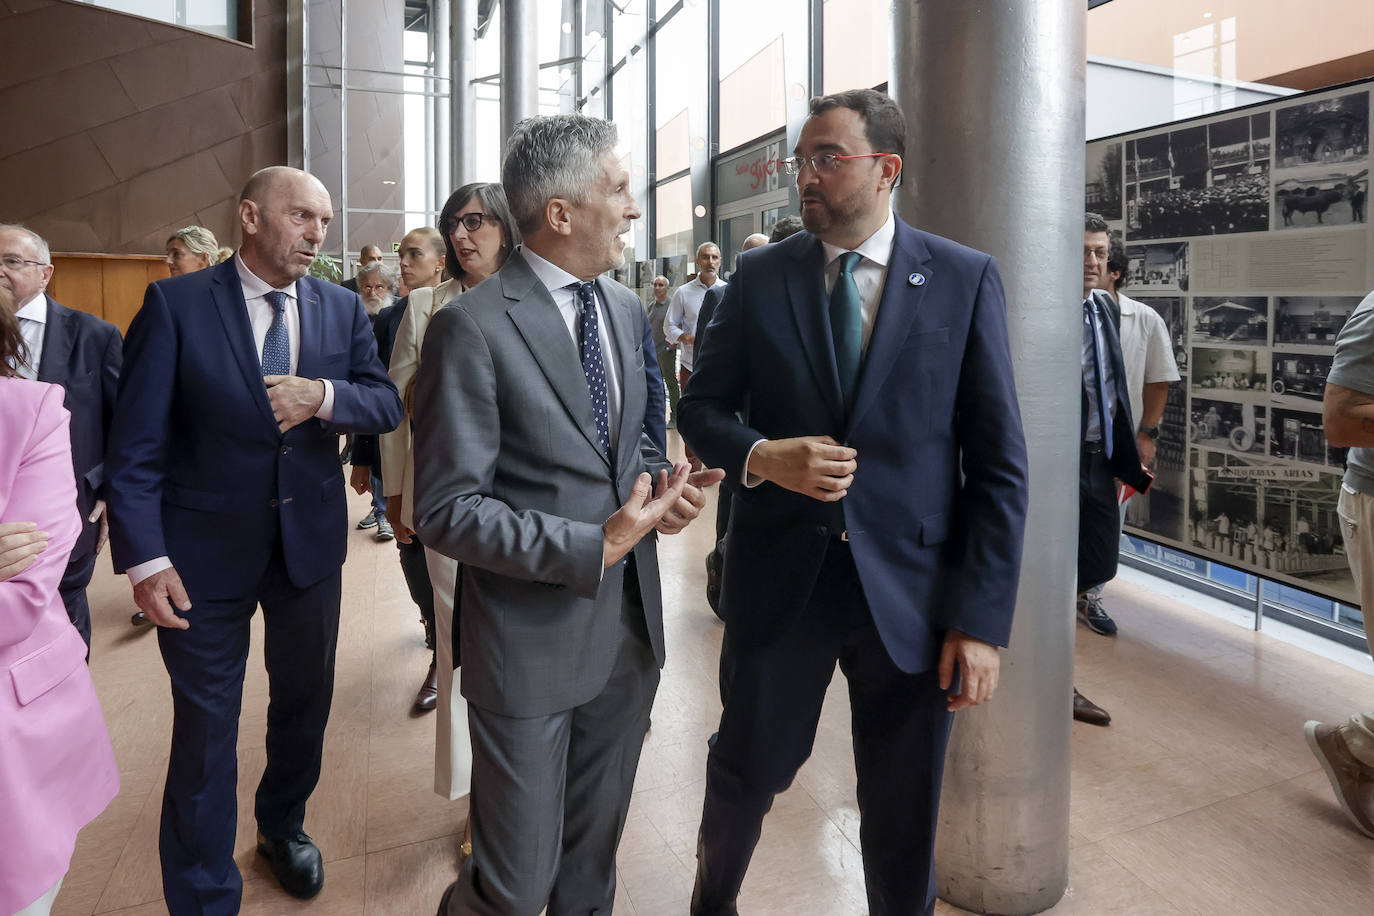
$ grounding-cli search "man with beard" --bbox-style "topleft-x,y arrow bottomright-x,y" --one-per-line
679,89 -> 1029,915
349,260 -> 401,541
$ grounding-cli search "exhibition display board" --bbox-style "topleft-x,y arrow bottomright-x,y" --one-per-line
1087,79 -> 1372,606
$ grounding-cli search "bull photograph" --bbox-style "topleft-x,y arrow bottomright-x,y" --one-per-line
1275,90 -> 1370,168
1273,168 -> 1368,229
1191,296 -> 1268,345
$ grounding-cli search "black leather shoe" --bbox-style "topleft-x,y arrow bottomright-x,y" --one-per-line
413,660 -> 439,713
256,830 -> 324,898
1073,688 -> 1112,726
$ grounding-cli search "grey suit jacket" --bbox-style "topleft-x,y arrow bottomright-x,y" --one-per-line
413,248 -> 672,718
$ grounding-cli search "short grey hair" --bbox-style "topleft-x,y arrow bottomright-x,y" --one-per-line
502,115 -> 619,237
696,242 -> 720,257
167,225 -> 221,263
0,224 -> 51,264
356,260 -> 397,290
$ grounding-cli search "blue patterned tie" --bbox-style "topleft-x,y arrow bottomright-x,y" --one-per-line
1084,297 -> 1114,459
831,251 -> 863,407
572,282 -> 611,452
261,290 -> 291,376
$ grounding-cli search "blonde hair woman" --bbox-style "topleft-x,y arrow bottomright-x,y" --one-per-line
164,225 -> 223,276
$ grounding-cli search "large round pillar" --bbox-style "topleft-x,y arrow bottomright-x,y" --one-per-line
450,0 -> 476,183
500,0 -> 540,148
891,2 -> 1086,913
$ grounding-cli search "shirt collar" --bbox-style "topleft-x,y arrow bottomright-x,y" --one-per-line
821,210 -> 895,269
1115,292 -> 1141,315
235,252 -> 299,302
521,245 -> 585,295
15,292 -> 46,322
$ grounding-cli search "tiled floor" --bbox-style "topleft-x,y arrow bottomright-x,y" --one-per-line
52,443 -> 1374,915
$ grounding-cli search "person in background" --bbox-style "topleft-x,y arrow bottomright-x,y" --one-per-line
646,275 -> 678,428
664,241 -> 726,470
0,290 -> 119,916
340,244 -> 385,294
165,226 -> 224,276
348,261 -> 400,544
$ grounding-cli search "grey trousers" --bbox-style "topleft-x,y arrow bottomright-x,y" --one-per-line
443,587 -> 659,915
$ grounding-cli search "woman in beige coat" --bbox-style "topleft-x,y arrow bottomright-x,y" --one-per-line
380,182 -> 519,821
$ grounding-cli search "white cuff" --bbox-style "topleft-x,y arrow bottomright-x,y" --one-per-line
127,556 -> 173,586
315,379 -> 336,421
741,439 -> 766,488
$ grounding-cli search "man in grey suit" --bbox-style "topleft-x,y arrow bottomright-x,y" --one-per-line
415,114 -> 723,915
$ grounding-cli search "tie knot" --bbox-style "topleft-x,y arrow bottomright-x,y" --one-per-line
571,281 -> 596,313
837,251 -> 862,275
265,290 -> 288,314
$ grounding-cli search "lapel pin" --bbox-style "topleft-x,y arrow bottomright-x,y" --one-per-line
908,272 -> 926,287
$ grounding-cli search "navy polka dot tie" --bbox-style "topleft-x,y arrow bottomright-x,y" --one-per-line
572,282 -> 610,452
261,290 -> 291,376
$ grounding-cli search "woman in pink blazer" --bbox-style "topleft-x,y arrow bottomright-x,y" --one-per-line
1,300 -> 118,916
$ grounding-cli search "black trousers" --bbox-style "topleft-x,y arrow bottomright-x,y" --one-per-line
693,542 -> 955,916
396,532 -> 439,654
156,542 -> 341,916
59,547 -> 97,649
1078,443 -> 1120,593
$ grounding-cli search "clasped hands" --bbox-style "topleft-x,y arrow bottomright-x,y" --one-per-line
603,463 -> 725,568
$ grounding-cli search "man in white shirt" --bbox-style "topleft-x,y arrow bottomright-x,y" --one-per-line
664,243 -> 725,470
1077,226 -> 1180,639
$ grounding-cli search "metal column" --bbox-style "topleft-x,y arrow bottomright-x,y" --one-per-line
433,0 -> 451,203
500,0 -> 539,149
451,0 -> 476,183
891,1 -> 1085,912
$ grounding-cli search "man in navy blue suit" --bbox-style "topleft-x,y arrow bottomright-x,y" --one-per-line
680,89 -> 1030,915
106,166 -> 403,913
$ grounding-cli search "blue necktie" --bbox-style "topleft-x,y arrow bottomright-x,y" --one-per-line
831,251 -> 863,407
261,290 -> 291,376
1084,296 -> 1114,459
573,282 -> 611,452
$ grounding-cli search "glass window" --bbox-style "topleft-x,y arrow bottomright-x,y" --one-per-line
654,6 -> 702,177
655,175 -> 694,258
614,52 -> 650,265
717,0 -> 795,155
79,0 -> 239,41
822,0 -> 889,94
613,0 -> 648,61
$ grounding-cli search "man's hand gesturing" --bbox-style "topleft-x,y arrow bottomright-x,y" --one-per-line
603,464 -> 690,567
749,435 -> 857,501
657,467 -> 727,534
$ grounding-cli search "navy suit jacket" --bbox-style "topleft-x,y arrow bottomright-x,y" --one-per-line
678,217 -> 1029,673
106,260 -> 404,598
640,309 -> 667,453
36,297 -> 121,560
350,297 -> 408,473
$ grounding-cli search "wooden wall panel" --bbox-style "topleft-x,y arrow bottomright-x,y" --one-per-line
48,257 -> 106,322
48,254 -> 169,334
104,260 -> 160,332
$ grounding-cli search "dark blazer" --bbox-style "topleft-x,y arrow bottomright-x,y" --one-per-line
36,297 -> 121,559
340,277 -> 360,294
350,297 -> 409,472
641,309 -> 667,453
679,218 -> 1030,673
693,285 -> 723,360
1085,290 -> 1150,492
106,259 -> 404,598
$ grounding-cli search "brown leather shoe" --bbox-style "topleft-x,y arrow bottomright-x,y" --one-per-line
413,660 -> 438,713
1073,688 -> 1111,726
1305,720 -> 1374,838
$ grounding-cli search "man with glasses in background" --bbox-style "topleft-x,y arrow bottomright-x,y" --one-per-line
679,89 -> 1029,915
0,224 -> 121,651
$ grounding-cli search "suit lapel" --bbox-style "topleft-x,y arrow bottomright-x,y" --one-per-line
36,296 -> 71,384
848,220 -> 933,432
502,254 -> 611,468
208,261 -> 278,429
599,277 -> 642,472
295,276 -> 322,380
786,237 -> 845,429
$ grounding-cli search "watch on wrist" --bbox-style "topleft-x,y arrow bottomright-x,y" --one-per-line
1140,425 -> 1160,440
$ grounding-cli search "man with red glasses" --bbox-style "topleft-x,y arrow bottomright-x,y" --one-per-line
680,88 -> 1028,914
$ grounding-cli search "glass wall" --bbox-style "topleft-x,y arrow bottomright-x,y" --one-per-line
77,0 -> 240,40
822,0 -> 888,94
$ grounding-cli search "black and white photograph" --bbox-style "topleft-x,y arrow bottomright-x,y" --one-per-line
1275,90 -> 1370,169
1271,352 -> 1333,403
1191,296 -> 1267,345
1190,398 -> 1266,454
1186,452 -> 1352,598
1270,407 -> 1349,468
1192,347 -> 1268,395
1126,242 -> 1189,292
1086,140 -> 1123,221
1126,120 -> 1269,238
1274,296 -> 1362,346
1274,168 -> 1368,229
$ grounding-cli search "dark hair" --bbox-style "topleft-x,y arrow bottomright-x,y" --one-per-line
437,182 -> 521,281
1107,234 -> 1128,289
769,215 -> 806,243
0,286 -> 27,378
1084,212 -> 1111,234
808,89 -> 907,162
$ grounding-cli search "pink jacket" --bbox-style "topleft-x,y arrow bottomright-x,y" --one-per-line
0,379 -> 118,914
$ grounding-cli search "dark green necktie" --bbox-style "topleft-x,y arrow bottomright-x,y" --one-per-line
831,251 -> 863,406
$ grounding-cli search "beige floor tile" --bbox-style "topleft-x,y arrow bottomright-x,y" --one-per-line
51,765 -> 162,916
363,836 -> 462,916
241,854 -> 367,915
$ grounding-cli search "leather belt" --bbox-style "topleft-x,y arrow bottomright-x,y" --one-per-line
1083,440 -> 1104,454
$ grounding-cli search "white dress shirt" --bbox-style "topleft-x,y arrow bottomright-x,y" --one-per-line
14,292 -> 46,380
523,246 -> 625,450
663,276 -> 727,371
743,211 -> 896,486
126,256 -> 338,587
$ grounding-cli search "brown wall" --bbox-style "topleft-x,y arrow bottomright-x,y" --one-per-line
48,254 -> 170,334
0,0 -> 289,256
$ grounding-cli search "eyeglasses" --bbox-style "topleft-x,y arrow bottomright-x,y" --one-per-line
0,256 -> 48,271
449,212 -> 497,232
781,153 -> 892,176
